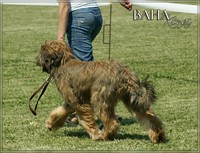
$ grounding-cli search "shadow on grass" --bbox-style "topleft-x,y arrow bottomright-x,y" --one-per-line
64,130 -> 149,141
64,130 -> 89,139
120,117 -> 137,125
115,133 -> 149,141
64,117 -> 149,141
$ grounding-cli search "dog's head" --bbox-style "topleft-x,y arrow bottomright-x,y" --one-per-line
36,40 -> 75,73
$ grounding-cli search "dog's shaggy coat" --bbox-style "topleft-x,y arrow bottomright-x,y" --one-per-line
36,40 -> 165,143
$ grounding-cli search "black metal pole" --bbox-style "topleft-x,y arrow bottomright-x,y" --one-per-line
108,3 -> 112,60
102,2 -> 112,60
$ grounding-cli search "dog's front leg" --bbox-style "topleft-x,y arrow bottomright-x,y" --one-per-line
46,103 -> 75,131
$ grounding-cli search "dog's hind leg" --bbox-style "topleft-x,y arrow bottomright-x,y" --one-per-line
97,109 -> 120,140
46,103 -> 75,131
93,101 -> 120,140
134,109 -> 165,143
91,89 -> 119,140
75,104 -> 102,140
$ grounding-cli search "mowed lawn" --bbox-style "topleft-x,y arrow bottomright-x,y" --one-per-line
2,3 -> 199,151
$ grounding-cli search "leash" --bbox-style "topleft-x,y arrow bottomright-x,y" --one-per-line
29,75 -> 52,116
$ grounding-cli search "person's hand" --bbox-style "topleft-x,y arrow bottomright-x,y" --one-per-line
120,0 -> 132,11
57,35 -> 65,41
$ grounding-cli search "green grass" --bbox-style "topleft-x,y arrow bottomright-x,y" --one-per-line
2,3 -> 199,152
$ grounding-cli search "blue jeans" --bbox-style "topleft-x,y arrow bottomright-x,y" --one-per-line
67,7 -> 103,61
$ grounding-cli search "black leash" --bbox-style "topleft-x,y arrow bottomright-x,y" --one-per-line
29,75 -> 52,116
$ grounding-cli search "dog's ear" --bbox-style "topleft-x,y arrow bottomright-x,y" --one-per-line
46,41 -> 65,68
52,51 -> 64,67
56,41 -> 76,64
39,40 -> 75,72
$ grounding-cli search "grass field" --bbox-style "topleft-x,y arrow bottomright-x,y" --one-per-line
2,3 -> 199,152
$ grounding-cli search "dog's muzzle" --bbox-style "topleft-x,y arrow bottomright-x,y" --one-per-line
43,65 -> 50,73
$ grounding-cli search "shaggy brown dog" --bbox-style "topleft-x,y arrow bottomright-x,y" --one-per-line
36,40 -> 165,143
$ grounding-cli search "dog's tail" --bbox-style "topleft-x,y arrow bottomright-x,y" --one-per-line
131,76 -> 156,111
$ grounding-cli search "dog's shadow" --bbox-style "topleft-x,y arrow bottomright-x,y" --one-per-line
64,118 -> 149,141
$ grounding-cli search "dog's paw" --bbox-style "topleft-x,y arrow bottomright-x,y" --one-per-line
149,129 -> 166,143
91,131 -> 104,141
45,122 -> 53,131
91,135 -> 104,141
